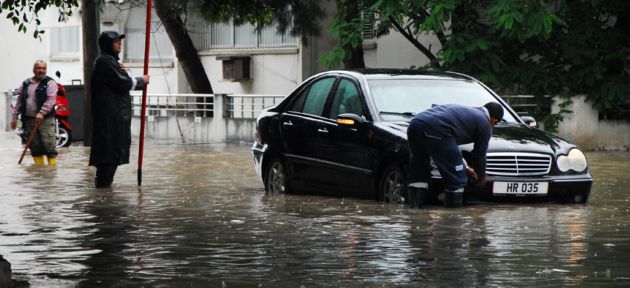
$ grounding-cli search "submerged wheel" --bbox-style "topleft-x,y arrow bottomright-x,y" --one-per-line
265,159 -> 290,194
377,165 -> 407,204
57,126 -> 71,147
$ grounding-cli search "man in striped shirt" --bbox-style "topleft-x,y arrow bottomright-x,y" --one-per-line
11,60 -> 59,165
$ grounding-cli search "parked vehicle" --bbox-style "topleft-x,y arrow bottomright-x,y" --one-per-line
54,74 -> 72,147
251,69 -> 592,204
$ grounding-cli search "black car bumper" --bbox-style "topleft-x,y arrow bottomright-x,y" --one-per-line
428,174 -> 593,204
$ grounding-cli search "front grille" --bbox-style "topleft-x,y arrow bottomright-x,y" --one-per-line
486,152 -> 552,176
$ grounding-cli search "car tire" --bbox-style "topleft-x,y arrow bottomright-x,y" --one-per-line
57,125 -> 71,147
265,158 -> 290,194
377,165 -> 407,204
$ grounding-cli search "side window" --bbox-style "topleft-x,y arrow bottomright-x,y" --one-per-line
300,77 -> 336,116
288,87 -> 308,112
328,79 -> 363,119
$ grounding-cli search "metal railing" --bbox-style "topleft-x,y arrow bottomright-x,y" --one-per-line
502,95 -> 550,116
226,94 -> 285,119
131,92 -> 214,117
130,92 -> 285,119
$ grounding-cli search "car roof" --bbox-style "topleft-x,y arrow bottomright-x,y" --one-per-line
331,69 -> 476,81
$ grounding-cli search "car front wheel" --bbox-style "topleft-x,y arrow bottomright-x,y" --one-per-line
377,165 -> 407,204
265,159 -> 290,194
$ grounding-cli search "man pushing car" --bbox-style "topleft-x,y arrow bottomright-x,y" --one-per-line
406,102 -> 504,208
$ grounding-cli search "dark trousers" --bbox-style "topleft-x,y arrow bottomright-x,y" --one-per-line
407,119 -> 467,191
95,164 -> 118,188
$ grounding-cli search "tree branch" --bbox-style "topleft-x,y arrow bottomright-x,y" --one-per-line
389,16 -> 439,66
417,9 -> 448,46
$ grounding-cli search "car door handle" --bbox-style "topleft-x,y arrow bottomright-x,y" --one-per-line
317,128 -> 328,134
282,120 -> 293,126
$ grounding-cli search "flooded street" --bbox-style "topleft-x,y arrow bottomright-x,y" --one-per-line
1,132 -> 629,287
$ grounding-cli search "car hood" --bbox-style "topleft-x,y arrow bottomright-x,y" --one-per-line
378,122 -> 573,155
486,123 -> 571,154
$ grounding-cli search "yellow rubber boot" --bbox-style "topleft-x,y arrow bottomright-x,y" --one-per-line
32,156 -> 45,165
47,156 -> 57,166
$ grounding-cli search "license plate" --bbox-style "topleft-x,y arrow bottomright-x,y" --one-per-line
493,182 -> 548,195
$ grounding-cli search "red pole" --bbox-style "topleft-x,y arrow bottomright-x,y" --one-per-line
138,0 -> 153,186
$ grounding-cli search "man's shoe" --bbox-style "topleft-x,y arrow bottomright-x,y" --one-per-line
444,188 -> 464,208
408,187 -> 427,208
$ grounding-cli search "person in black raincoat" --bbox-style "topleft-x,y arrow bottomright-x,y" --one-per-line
89,31 -> 149,188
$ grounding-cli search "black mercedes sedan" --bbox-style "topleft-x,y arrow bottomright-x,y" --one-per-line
251,69 -> 592,204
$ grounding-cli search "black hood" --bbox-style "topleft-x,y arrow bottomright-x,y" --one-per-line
381,121 -> 574,156
488,123 -> 572,155
98,30 -> 125,57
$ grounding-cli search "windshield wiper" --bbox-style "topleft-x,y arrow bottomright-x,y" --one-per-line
379,111 -> 416,117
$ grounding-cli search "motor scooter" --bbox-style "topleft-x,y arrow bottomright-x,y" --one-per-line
54,71 -> 72,147
10,71 -> 72,147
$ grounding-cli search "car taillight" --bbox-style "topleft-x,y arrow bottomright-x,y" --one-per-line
255,123 -> 260,142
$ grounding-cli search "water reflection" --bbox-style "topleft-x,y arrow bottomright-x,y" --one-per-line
0,132 -> 629,287
76,188 -> 135,287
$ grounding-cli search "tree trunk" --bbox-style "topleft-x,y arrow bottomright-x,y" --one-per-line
154,0 -> 213,94
341,1 -> 365,69
81,0 -> 98,146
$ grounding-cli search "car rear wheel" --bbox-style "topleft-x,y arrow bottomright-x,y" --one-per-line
265,159 -> 290,194
377,165 -> 407,204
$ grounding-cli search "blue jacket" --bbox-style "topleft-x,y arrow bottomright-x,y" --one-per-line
411,104 -> 492,175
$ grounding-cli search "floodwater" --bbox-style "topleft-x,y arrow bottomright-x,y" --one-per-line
0,132 -> 629,287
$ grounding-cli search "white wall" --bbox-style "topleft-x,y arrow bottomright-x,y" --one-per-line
196,52 -> 300,95
0,7 -> 84,90
0,15 -> 49,92
552,95 -> 630,151
364,31 -> 441,69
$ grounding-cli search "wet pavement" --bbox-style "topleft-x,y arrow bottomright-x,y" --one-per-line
0,132 -> 629,287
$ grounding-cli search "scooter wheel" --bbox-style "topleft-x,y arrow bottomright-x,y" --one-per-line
57,126 -> 72,147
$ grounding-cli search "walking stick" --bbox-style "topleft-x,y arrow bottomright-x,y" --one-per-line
137,0 -> 153,186
18,121 -> 40,164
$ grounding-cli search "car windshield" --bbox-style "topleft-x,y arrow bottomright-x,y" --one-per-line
368,79 -> 517,122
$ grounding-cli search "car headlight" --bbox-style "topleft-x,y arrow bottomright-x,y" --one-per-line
557,148 -> 587,172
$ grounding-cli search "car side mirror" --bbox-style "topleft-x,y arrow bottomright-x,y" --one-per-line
336,113 -> 365,127
521,116 -> 538,127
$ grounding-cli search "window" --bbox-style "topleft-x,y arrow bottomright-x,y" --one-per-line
189,17 -> 297,51
362,11 -> 375,41
329,79 -> 363,119
125,8 -> 173,61
301,78 -> 336,116
50,26 -> 80,57
288,88 -> 308,112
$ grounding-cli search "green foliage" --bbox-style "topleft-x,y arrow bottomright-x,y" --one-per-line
0,0 -> 78,39
326,0 -> 630,131
188,0 -> 323,40
320,0 -> 366,69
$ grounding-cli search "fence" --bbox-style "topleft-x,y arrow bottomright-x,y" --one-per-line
127,92 -> 286,143
130,92 -> 285,119
225,94 -> 286,118
130,92 -> 215,117
501,95 -> 558,117
501,95 -> 539,116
